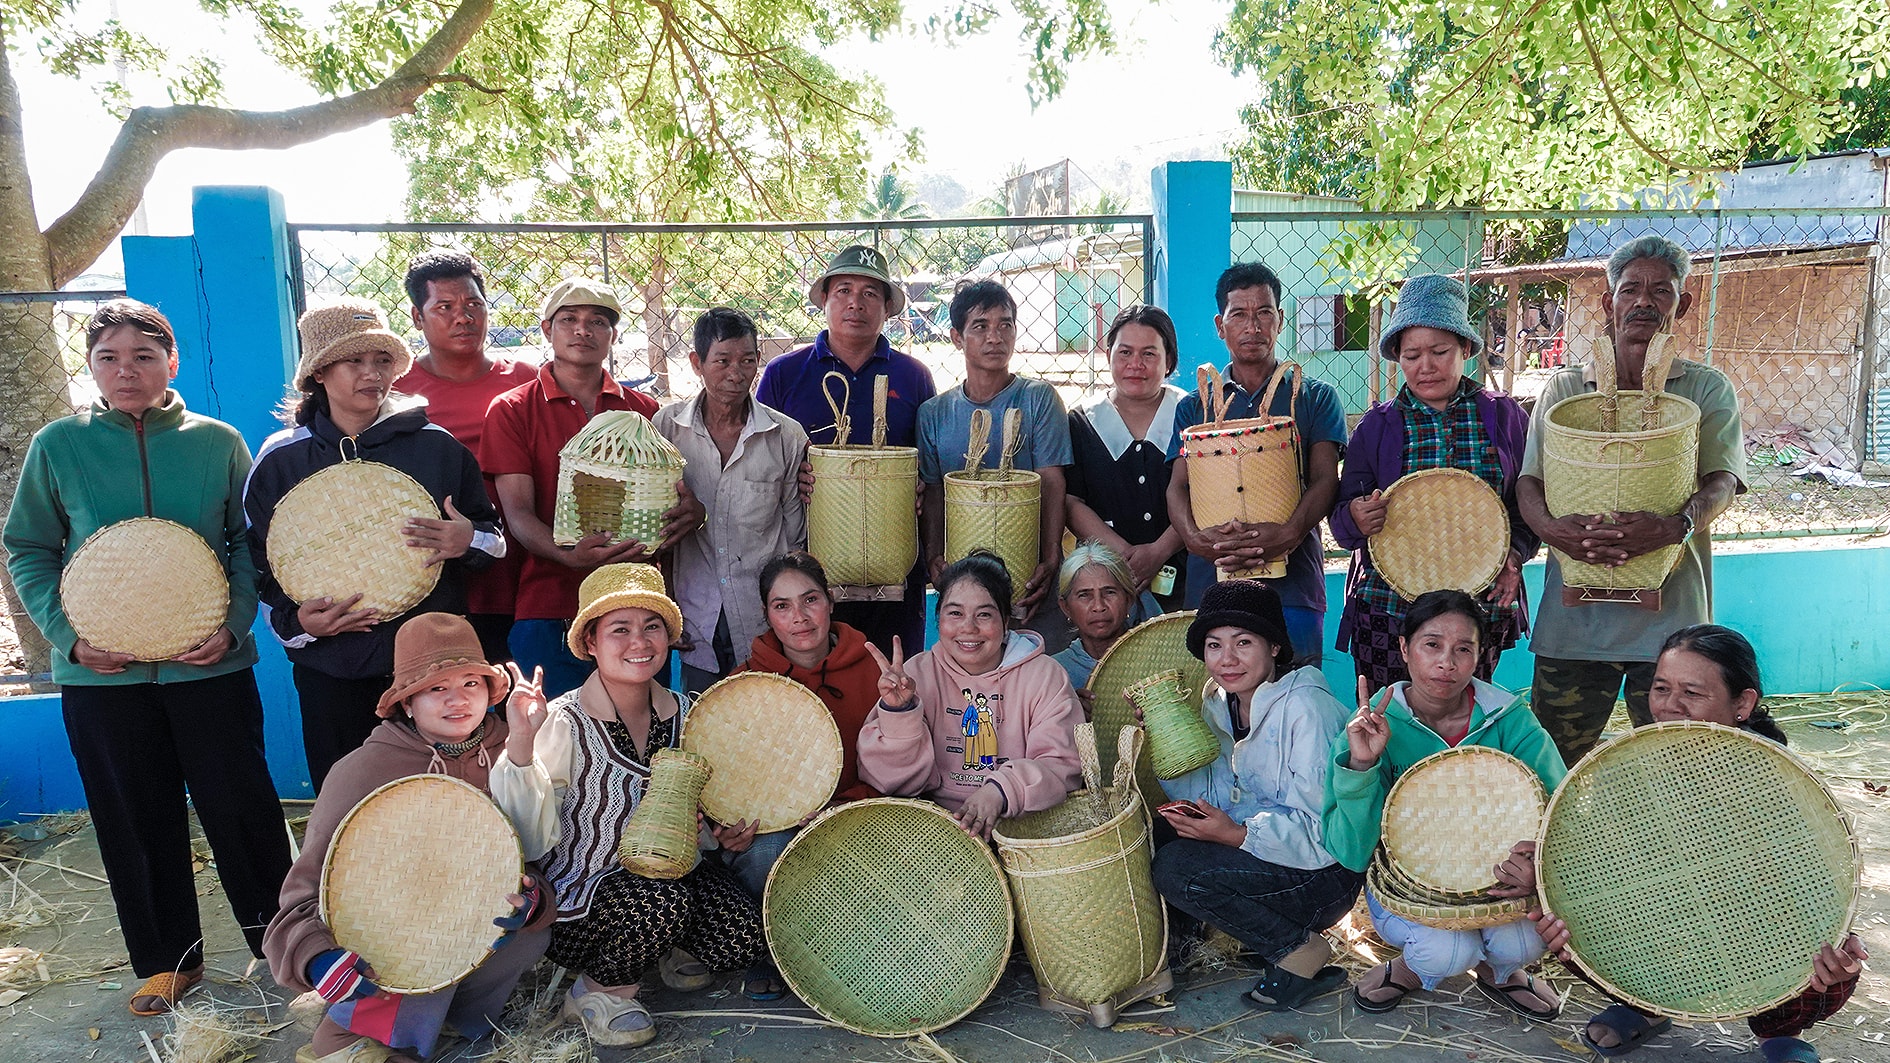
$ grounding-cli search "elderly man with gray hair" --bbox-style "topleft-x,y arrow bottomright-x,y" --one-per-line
1515,234 -> 1747,764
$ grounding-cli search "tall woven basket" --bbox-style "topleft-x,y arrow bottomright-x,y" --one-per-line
807,372 -> 919,601
553,411 -> 687,547
944,406 -> 1041,592
1541,334 -> 1700,607
618,748 -> 710,879
1122,669 -> 1218,780
1179,363 -> 1302,580
994,725 -> 1170,1027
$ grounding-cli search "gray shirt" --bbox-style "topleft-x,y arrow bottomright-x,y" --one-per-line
917,376 -> 1072,484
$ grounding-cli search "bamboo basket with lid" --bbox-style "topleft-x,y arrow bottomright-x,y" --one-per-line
268,458 -> 442,618
553,411 -> 686,548
61,517 -> 229,661
806,372 -> 919,601
943,406 -> 1041,592
1368,468 -> 1511,601
1178,363 -> 1302,580
1541,333 -> 1700,608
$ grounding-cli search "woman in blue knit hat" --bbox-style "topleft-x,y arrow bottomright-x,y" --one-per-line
1328,274 -> 1538,687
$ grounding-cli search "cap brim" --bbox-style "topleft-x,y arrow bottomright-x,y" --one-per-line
808,269 -> 907,317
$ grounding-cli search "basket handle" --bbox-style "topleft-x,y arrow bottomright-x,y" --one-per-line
1113,723 -> 1145,795
1591,336 -> 1620,432
871,373 -> 890,449
1638,332 -> 1678,431
1073,721 -> 1106,820
964,407 -> 992,474
822,371 -> 853,446
1258,360 -> 1302,421
1196,364 -> 1231,426
996,407 -> 1023,475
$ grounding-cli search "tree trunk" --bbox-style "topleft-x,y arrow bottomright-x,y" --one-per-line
640,249 -> 675,398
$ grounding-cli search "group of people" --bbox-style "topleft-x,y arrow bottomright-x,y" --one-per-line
0,232 -> 1862,1062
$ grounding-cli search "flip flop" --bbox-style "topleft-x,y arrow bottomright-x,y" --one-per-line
1581,1003 -> 1673,1057
128,967 -> 202,1016
1759,1037 -> 1821,1063
741,962 -> 786,1002
1351,961 -> 1421,1013
1475,971 -> 1563,1020
1244,964 -> 1347,1011
658,948 -> 713,992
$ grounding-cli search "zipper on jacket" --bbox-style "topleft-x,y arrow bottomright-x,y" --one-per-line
134,418 -> 154,516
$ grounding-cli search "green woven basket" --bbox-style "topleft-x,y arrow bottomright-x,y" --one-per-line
1122,669 -> 1219,780
1087,612 -> 1202,803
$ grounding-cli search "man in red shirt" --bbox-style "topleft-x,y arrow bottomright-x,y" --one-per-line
396,249 -> 536,660
482,278 -> 703,696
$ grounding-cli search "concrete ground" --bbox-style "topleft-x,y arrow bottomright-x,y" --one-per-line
3,704 -> 1887,1063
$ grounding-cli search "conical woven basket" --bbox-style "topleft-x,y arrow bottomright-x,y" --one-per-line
618,748 -> 711,880
807,372 -> 919,600
1381,746 -> 1546,898
553,411 -> 686,547
682,672 -> 843,833
1179,363 -> 1302,580
61,517 -> 228,660
268,460 -> 441,617
763,798 -> 1013,1037
994,725 -> 1169,1026
1542,335 -> 1700,606
319,774 -> 522,994
1122,669 -> 1219,780
1369,468 -> 1510,601
944,406 -> 1040,592
1088,612 -> 1202,803
1367,853 -> 1530,931
1538,722 -> 1859,1021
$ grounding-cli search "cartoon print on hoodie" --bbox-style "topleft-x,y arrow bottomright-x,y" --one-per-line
956,689 -> 1002,776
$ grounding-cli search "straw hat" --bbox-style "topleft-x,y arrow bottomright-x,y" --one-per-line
375,612 -> 508,718
295,298 -> 411,390
566,562 -> 683,660
808,245 -> 907,316
1379,273 -> 1484,361
540,277 -> 623,326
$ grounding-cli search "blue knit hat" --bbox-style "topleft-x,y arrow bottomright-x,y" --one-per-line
1378,273 -> 1484,361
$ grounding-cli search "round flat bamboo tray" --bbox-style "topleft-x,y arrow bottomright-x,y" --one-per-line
268,461 -> 441,617
682,672 -> 843,833
1538,722 -> 1860,1021
1382,746 -> 1545,898
1368,854 -> 1530,931
61,517 -> 227,660
1369,468 -> 1510,601
1088,612 -> 1205,802
763,798 -> 1013,1037
319,774 -> 521,995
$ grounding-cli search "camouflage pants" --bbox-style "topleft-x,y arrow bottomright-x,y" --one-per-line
1529,656 -> 1656,766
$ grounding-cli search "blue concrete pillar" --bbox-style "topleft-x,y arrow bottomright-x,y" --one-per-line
1151,161 -> 1233,382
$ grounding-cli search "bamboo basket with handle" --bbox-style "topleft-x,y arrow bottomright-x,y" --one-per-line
1178,363 -> 1302,580
944,406 -> 1041,592
807,372 -> 919,601
1541,333 -> 1700,608
553,410 -> 687,548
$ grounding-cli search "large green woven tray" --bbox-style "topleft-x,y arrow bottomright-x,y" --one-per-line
1088,612 -> 1204,802
1537,722 -> 1859,1021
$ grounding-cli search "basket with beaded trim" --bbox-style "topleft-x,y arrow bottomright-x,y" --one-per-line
1369,468 -> 1511,601
1382,745 -> 1546,899
682,672 -> 843,834
61,517 -> 229,660
807,372 -> 920,601
1178,363 -> 1302,580
553,411 -> 687,548
268,460 -> 442,618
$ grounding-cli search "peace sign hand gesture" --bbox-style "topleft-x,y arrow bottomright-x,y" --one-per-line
503,662 -> 548,767
864,636 -> 917,710
1346,676 -> 1394,771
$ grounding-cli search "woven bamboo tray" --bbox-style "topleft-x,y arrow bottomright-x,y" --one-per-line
1382,745 -> 1546,898
269,460 -> 441,617
1088,611 -> 1205,802
943,407 -> 1040,591
319,774 -> 521,995
553,410 -> 686,547
1122,669 -> 1218,780
61,517 -> 228,660
618,748 -> 710,879
682,672 -> 843,833
807,372 -> 919,599
1179,363 -> 1301,580
1538,722 -> 1860,1021
1368,853 -> 1530,931
763,798 -> 1013,1037
1369,468 -> 1510,601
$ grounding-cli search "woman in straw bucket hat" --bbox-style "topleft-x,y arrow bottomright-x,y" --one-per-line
265,612 -> 554,1063
245,297 -> 506,792
3,299 -> 293,1017
489,563 -> 764,1047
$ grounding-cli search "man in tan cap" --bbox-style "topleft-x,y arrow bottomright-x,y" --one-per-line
756,245 -> 937,655
482,278 -> 704,697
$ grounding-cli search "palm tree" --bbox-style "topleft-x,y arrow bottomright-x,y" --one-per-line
864,167 -> 930,221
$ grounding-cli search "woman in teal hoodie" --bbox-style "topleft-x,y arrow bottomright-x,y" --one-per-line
1321,590 -> 1565,1019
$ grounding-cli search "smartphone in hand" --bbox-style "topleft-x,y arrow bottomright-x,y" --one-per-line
1158,799 -> 1209,820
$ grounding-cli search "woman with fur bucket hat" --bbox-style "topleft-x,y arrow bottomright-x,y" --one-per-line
245,297 -> 506,791
488,563 -> 764,1047
264,612 -> 555,1063
1329,273 -> 1538,688
1148,579 -> 1359,1012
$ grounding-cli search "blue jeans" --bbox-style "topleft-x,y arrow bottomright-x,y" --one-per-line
1282,606 -> 1325,668
508,619 -> 592,700
724,828 -> 799,900
1151,839 -> 1361,964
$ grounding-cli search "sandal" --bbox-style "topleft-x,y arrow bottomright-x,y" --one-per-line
1351,960 -> 1421,1013
1475,969 -> 1563,1020
1760,1037 -> 1821,1063
658,947 -> 713,992
563,983 -> 656,1047
742,961 -> 786,1002
129,966 -> 203,1016
1244,964 -> 1347,1011
1582,1003 -> 1673,1057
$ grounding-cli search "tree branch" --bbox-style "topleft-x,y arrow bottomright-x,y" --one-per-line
42,0 -> 496,287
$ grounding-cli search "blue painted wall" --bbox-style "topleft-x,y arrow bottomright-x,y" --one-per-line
1152,161 -> 1233,384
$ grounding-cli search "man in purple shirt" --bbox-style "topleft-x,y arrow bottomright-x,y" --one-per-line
756,245 -> 938,654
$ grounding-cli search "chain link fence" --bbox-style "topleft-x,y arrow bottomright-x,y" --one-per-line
1228,206 -> 1890,538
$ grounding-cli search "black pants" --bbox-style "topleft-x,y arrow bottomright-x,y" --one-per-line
291,663 -> 393,792
833,563 -> 927,658
1152,839 -> 1363,965
62,669 -> 293,978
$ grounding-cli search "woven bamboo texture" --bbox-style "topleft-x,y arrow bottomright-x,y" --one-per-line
808,372 -> 919,597
1542,334 -> 1701,598
1382,746 -> 1546,897
682,672 -> 843,833
763,798 -> 1013,1037
1123,669 -> 1218,780
618,748 -> 711,880
269,461 -> 441,617
1537,722 -> 1860,1021
319,774 -> 521,994
552,411 -> 686,547
1367,854 -> 1531,931
1179,363 -> 1302,580
61,517 -> 228,660
944,407 -> 1040,590
1088,612 -> 1204,803
994,725 -> 1167,1017
1369,468 -> 1510,601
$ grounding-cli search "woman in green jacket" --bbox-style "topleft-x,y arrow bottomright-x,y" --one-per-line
2,300 -> 292,1018
1320,590 -> 1564,1019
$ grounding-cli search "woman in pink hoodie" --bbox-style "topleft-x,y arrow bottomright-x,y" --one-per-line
858,550 -> 1083,839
